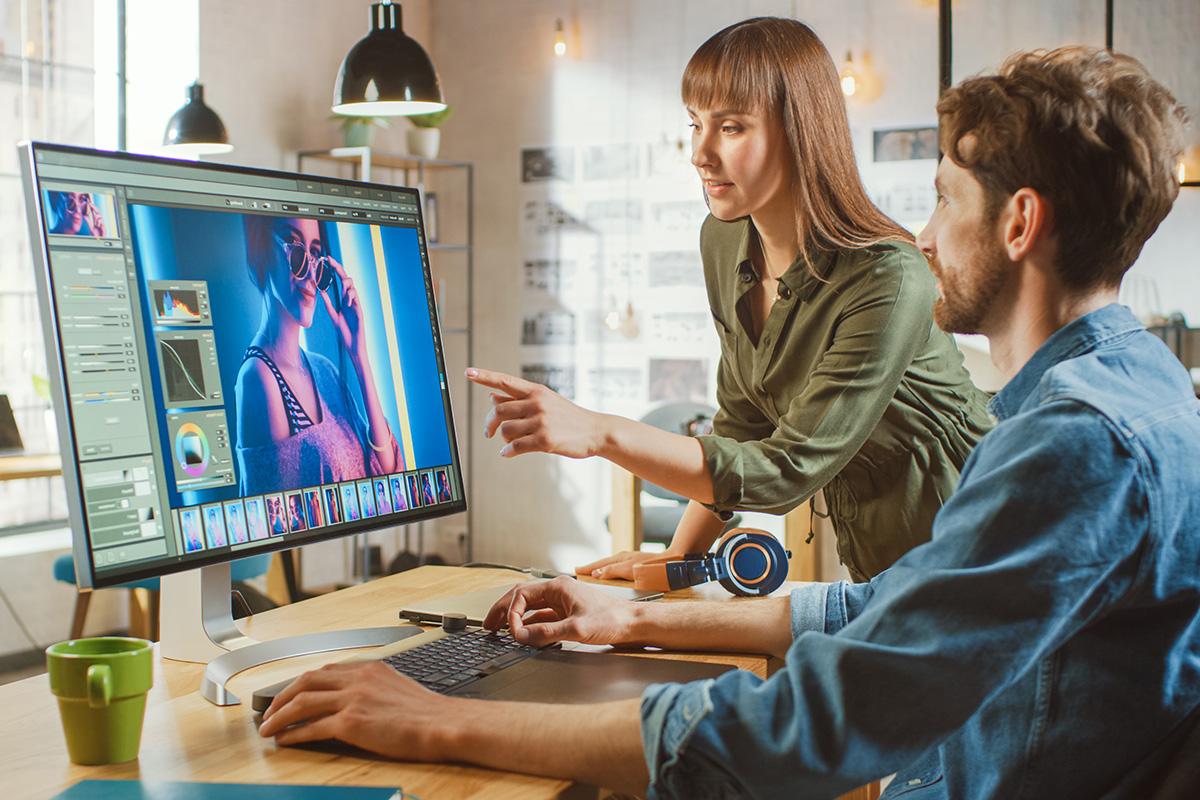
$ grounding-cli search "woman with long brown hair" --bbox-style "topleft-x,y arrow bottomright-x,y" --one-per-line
469,17 -> 991,582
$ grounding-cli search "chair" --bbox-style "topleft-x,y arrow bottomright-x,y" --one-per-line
609,402 -> 824,583
608,402 -> 741,551
53,552 -> 273,641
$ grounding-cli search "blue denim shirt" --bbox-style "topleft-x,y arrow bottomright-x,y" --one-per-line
640,304 -> 1200,798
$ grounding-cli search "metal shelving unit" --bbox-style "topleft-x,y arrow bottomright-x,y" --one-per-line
297,147 -> 476,565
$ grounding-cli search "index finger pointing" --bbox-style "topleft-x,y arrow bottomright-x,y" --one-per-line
465,368 -> 538,398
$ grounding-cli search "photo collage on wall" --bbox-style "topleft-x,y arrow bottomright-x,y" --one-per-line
518,140 -> 719,420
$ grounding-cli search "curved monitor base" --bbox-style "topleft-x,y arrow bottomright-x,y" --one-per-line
159,561 -> 421,706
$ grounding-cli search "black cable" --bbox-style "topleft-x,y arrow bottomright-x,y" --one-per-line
461,561 -> 530,574
461,562 -> 574,579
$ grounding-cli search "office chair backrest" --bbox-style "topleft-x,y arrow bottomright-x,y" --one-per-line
639,402 -> 716,503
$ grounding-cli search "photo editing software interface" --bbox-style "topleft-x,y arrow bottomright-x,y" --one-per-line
28,145 -> 465,585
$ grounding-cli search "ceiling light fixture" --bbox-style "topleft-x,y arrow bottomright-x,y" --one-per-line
553,19 -> 567,57
839,50 -> 860,97
333,0 -> 446,117
161,82 -> 233,157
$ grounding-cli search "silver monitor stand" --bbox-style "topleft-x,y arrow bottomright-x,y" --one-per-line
160,561 -> 420,706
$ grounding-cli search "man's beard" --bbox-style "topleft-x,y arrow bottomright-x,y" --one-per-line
930,239 -> 1009,335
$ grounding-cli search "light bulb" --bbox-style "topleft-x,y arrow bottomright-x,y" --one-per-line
554,19 -> 567,58
1178,160 -> 1187,184
839,50 -> 859,98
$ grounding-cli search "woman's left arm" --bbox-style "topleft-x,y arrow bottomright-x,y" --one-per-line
349,348 -> 399,473
320,256 -> 399,472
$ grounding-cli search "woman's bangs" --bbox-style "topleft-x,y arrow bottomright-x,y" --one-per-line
681,45 -> 771,116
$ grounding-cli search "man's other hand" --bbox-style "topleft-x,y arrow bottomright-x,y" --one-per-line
483,576 -> 639,647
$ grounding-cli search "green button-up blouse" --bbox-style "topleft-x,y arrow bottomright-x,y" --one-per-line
696,216 -> 993,581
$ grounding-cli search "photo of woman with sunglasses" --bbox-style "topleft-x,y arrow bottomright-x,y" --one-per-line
234,215 -> 402,496
46,190 -> 108,237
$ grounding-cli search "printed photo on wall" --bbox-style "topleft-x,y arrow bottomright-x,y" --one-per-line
521,146 -> 575,183
648,358 -> 709,403
521,363 -> 576,400
873,126 -> 939,162
582,143 -> 639,181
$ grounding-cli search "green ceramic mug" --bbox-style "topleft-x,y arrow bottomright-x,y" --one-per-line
46,636 -> 154,765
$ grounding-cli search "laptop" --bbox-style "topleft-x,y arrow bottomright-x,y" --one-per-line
252,618 -> 734,712
0,396 -> 24,456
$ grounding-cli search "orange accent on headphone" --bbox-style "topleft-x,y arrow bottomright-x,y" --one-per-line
728,540 -> 770,584
630,552 -> 679,593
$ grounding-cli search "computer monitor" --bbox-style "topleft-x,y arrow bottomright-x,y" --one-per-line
20,143 -> 463,697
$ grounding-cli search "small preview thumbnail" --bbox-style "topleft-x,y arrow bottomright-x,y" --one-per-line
202,503 -> 228,548
374,478 -> 392,515
420,471 -> 436,506
180,506 -> 204,553
357,480 -> 378,518
304,488 -> 325,529
286,491 -> 308,533
340,483 -> 361,522
323,486 -> 342,525
224,500 -> 249,545
389,475 -> 408,512
406,473 -> 423,508
435,467 -> 454,503
265,493 -> 287,536
244,496 -> 270,541
43,188 -> 119,238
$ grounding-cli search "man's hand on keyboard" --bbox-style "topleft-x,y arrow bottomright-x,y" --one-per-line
483,576 -> 637,647
258,660 -> 457,759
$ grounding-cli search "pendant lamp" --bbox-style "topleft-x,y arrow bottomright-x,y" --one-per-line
333,0 -> 446,117
161,82 -> 233,156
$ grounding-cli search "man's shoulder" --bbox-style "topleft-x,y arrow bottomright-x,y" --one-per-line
1033,330 -> 1199,434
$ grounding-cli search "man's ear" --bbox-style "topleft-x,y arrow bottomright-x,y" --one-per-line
1003,187 -> 1053,262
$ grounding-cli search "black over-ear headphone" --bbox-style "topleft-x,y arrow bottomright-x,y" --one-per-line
632,528 -> 791,597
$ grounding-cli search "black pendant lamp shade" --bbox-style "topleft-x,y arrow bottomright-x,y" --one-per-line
162,82 -> 233,156
333,1 -> 446,116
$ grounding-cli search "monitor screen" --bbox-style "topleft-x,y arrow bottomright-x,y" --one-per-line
20,143 -> 465,589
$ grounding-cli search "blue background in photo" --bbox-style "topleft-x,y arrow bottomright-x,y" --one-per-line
127,204 -> 454,509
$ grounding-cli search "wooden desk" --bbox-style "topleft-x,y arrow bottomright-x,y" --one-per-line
0,453 -> 62,482
2,565 -> 776,799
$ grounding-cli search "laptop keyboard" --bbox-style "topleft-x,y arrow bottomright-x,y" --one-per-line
382,629 -> 538,693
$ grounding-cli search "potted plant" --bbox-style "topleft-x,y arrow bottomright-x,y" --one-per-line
330,114 -> 390,148
407,106 -> 452,159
